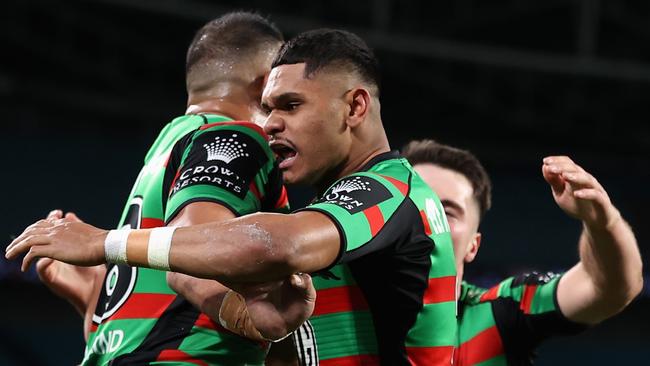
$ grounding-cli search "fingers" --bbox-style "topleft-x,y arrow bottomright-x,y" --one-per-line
22,246 -> 47,272
64,212 -> 82,223
47,210 -> 63,220
562,170 -> 603,192
5,230 -> 52,259
573,188 -> 608,206
36,257 -> 55,273
35,257 -> 58,282
46,209 -> 83,223
541,164 -> 565,194
290,273 -> 315,301
542,156 -> 589,193
543,156 -> 575,165
6,218 -> 67,254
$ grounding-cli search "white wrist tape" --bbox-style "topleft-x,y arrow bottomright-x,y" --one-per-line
147,227 -> 176,271
104,229 -> 131,265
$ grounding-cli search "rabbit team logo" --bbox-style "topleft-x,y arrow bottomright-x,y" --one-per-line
170,128 -> 265,199
92,198 -> 141,326
319,175 -> 392,214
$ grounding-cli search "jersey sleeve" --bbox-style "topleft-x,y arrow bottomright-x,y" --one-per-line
489,272 -> 589,351
299,172 -> 409,264
164,122 -> 282,222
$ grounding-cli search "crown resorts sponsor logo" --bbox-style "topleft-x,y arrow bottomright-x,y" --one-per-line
318,175 -> 393,214
171,132 -> 259,198
323,177 -> 372,211
203,134 -> 250,163
330,176 -> 372,194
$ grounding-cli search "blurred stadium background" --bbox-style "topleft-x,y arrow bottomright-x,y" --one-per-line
1,0 -> 648,364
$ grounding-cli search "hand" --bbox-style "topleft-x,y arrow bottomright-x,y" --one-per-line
542,156 -> 620,229
5,215 -> 108,271
35,210 -> 105,316
236,273 -> 316,341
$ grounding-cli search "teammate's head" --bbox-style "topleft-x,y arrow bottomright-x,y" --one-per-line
185,12 -> 283,123
261,29 -> 387,189
403,139 -> 492,277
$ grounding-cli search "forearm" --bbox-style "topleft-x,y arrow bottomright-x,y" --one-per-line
580,215 -> 643,304
559,214 -> 643,324
168,213 -> 298,283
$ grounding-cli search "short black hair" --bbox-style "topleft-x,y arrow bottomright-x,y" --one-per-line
272,29 -> 381,94
402,139 -> 492,219
186,11 -> 283,73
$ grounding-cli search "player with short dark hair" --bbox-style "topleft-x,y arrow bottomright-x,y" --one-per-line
20,12 -> 317,366
402,139 -> 643,366
8,29 -> 459,366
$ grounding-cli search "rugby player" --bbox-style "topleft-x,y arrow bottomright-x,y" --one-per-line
402,139 -> 643,366
18,12 -> 316,365
8,29 -> 458,365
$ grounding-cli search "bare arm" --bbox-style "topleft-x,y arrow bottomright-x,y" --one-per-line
165,202 -> 236,323
6,205 -> 340,284
543,156 -> 643,324
166,210 -> 341,283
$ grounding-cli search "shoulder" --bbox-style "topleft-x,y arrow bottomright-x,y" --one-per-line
195,121 -> 268,141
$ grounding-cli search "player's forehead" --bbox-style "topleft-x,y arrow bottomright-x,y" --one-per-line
262,63 -> 310,101
262,63 -> 345,104
414,163 -> 474,209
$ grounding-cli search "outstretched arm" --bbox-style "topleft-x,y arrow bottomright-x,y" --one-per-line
6,210 -> 340,284
543,156 -> 643,324
168,210 -> 340,282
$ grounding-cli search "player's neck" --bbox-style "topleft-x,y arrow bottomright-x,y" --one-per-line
343,127 -> 391,177
185,98 -> 250,121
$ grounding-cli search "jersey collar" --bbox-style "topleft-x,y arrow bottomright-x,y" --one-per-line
359,150 -> 401,172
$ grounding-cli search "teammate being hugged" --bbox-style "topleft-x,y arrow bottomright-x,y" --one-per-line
402,140 -> 643,366
9,12 -> 315,366
7,30 -> 458,365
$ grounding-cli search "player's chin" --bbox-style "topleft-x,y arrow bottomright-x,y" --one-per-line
280,169 -> 300,185
280,166 -> 310,186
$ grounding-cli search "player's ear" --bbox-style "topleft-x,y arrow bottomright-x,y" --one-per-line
345,87 -> 370,128
464,232 -> 481,263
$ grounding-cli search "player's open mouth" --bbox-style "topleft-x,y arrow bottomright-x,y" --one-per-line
270,141 -> 297,169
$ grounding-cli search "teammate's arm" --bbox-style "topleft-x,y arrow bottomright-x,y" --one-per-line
167,210 -> 341,282
6,208 -> 341,282
542,156 -> 643,324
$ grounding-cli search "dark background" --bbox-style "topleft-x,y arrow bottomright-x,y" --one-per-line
1,0 -> 648,364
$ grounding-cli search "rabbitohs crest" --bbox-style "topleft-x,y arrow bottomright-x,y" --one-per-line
318,176 -> 392,214
93,196 -> 141,324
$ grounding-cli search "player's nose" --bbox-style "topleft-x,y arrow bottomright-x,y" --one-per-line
263,112 -> 285,137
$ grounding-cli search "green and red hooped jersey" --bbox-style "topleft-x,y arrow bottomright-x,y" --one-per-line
455,272 -> 587,366
293,151 -> 458,366
82,114 -> 289,366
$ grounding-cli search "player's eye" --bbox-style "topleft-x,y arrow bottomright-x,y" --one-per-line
286,102 -> 301,111
260,104 -> 272,115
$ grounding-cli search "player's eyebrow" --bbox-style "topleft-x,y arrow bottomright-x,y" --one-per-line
264,92 -> 303,108
441,199 -> 464,215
